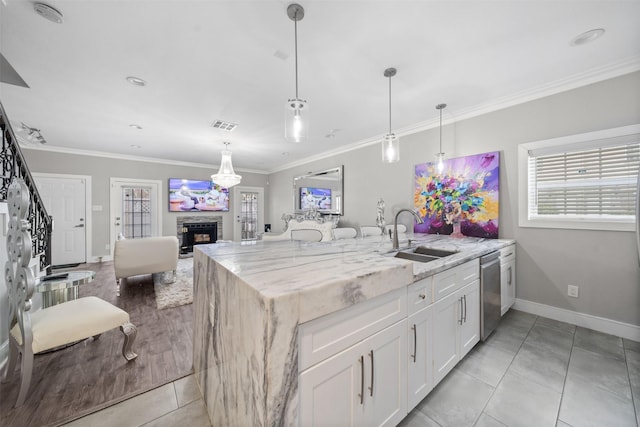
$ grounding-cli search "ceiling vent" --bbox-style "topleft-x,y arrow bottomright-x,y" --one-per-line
33,2 -> 64,24
211,120 -> 238,132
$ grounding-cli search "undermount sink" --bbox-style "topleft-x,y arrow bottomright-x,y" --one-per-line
390,246 -> 458,263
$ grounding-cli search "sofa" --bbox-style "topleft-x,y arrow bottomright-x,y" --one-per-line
114,236 -> 179,295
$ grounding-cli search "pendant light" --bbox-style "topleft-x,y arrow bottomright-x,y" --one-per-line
285,3 -> 308,143
382,67 -> 399,163
211,142 -> 242,188
435,103 -> 447,172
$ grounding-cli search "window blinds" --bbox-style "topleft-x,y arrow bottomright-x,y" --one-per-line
528,143 -> 640,219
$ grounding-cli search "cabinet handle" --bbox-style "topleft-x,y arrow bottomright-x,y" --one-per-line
418,293 -> 426,300
368,350 -> 374,397
508,266 -> 512,286
358,355 -> 364,405
504,251 -> 513,257
411,324 -> 417,363
458,297 -> 463,325
463,294 -> 467,323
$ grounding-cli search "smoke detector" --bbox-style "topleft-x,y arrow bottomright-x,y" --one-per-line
33,2 -> 64,24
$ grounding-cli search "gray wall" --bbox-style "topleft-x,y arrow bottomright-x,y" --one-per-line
266,71 -> 640,327
21,151 -> 268,258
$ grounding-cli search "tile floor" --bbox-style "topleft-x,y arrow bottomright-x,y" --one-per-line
63,310 -> 640,427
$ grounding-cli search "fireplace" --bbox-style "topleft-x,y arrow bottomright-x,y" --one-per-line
181,222 -> 217,254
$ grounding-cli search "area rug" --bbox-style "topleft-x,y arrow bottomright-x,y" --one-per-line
153,257 -> 193,309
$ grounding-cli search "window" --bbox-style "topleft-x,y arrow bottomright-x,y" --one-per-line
519,124 -> 640,231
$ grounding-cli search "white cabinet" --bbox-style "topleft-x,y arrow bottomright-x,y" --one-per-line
500,245 -> 516,316
299,288 -> 407,427
407,304 -> 433,411
432,279 -> 480,386
299,319 -> 407,427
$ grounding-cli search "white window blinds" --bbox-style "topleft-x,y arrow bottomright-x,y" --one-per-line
528,142 -> 640,221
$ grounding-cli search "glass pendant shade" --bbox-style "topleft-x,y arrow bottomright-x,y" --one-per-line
382,133 -> 400,163
285,98 -> 308,143
211,147 -> 242,188
435,152 -> 445,173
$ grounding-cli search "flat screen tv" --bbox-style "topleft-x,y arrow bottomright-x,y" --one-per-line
300,187 -> 332,211
168,178 -> 229,212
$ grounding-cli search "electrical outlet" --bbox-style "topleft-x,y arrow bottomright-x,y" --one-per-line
568,285 -> 579,298
105,243 -> 110,250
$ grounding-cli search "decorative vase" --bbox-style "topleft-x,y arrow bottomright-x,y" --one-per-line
450,220 -> 464,238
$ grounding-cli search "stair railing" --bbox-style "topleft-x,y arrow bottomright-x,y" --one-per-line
0,102 -> 53,274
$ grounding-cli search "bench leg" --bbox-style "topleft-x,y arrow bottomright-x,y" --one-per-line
2,337 -> 19,383
120,322 -> 138,361
14,339 -> 33,407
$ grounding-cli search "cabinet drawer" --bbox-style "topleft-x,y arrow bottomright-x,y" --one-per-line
408,277 -> 432,315
299,287 -> 407,372
500,245 -> 516,264
433,259 -> 479,302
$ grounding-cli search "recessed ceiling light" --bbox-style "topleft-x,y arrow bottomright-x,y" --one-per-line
130,144 -> 141,149
126,76 -> 146,86
570,28 -> 605,46
33,2 -> 64,24
129,124 -> 143,130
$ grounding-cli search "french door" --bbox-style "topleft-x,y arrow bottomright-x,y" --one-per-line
233,186 -> 264,241
110,178 -> 162,252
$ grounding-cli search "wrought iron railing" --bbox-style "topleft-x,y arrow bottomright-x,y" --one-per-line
0,101 -> 53,274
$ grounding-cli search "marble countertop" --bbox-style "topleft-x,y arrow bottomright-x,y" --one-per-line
196,233 -> 514,323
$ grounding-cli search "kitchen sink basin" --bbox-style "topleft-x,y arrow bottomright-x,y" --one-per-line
412,246 -> 457,258
390,246 -> 458,263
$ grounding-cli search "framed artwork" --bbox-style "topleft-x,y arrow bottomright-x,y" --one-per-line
414,151 -> 500,238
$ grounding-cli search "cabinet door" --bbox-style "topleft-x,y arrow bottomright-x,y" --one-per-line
500,260 -> 515,315
432,290 -> 461,386
459,280 -> 480,358
407,306 -> 433,411
506,260 -> 516,310
299,342 -> 365,427
363,320 -> 408,427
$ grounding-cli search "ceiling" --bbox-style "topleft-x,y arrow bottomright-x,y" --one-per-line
1,1 -> 639,173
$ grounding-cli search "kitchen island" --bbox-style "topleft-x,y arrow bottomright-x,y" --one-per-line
193,234 -> 514,426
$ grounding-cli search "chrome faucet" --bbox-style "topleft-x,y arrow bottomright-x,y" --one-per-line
392,209 -> 424,250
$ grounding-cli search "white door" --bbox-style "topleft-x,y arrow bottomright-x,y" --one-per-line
110,178 -> 162,251
233,186 -> 264,241
407,307 -> 433,411
363,320 -> 407,427
34,175 -> 89,266
459,281 -> 481,358
432,290 -> 461,386
299,341 -> 365,427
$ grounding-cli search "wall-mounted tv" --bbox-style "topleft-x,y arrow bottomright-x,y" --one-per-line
168,178 -> 229,212
299,187 -> 332,211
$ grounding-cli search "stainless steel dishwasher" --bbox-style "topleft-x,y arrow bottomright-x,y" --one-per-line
480,251 -> 501,341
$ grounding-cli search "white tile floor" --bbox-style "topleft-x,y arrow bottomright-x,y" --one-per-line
64,310 -> 640,427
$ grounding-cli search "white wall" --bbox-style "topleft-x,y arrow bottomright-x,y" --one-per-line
266,71 -> 640,327
20,151 -> 269,259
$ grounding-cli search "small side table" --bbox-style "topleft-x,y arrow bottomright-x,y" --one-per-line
37,270 -> 96,308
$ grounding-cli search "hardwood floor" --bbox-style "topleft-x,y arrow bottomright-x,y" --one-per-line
0,261 -> 194,427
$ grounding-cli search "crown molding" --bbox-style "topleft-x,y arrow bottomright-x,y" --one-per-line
18,143 -> 268,175
269,56 -> 640,174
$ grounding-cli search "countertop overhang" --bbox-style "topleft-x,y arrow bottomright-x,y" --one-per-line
195,234 -> 514,323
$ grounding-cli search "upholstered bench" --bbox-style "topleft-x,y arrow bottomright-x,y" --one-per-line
6,296 -> 137,406
114,236 -> 179,296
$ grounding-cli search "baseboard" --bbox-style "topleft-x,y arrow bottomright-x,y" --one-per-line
91,255 -> 113,263
514,298 -> 640,342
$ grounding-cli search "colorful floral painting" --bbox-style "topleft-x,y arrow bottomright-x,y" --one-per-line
414,151 -> 500,238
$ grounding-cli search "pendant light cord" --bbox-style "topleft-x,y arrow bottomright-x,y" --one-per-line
388,76 -> 392,134
439,107 -> 442,153
294,12 -> 299,99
